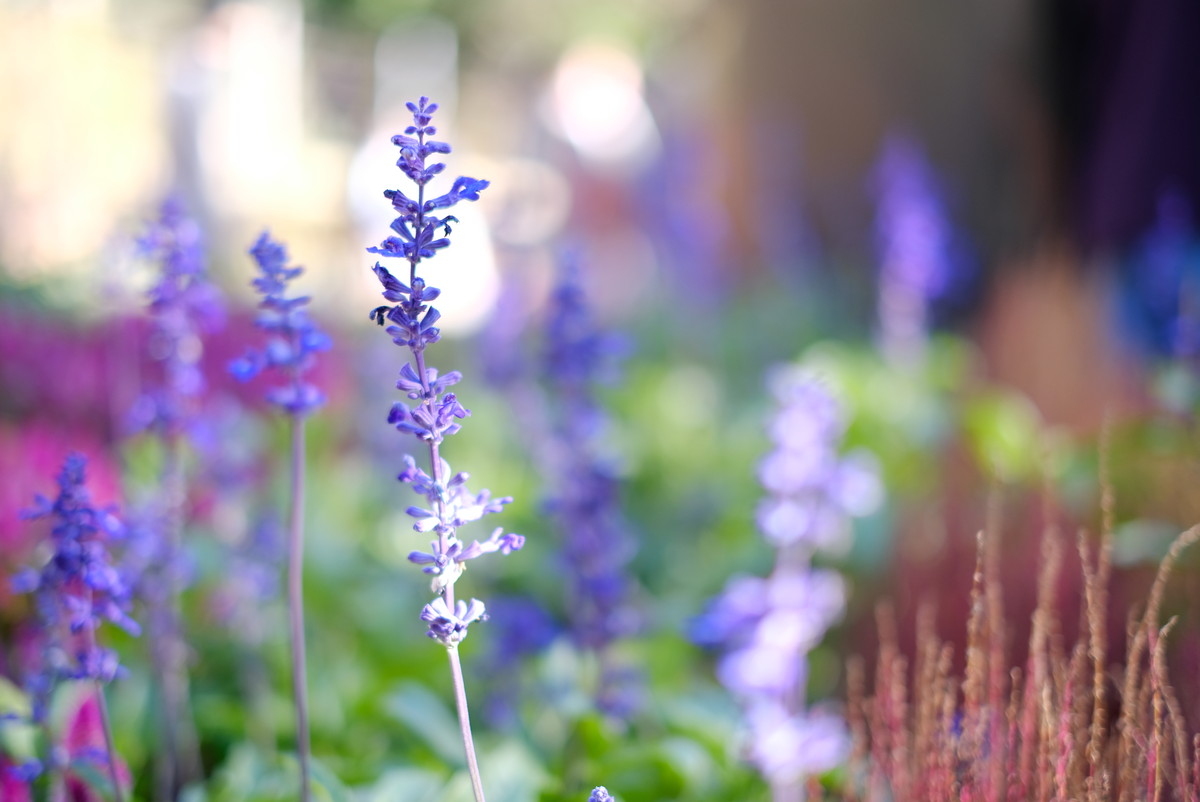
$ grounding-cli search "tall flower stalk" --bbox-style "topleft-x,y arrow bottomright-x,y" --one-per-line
131,197 -> 223,799
694,369 -> 880,802
11,453 -> 139,802
871,136 -> 956,365
368,97 -> 521,802
230,232 -> 331,802
542,261 -> 639,715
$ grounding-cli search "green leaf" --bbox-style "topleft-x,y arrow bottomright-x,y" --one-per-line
1112,519 -> 1182,567
385,681 -> 466,767
359,767 -> 446,802
310,756 -> 354,802
68,756 -> 119,802
657,736 -> 717,792
478,740 -> 550,802
963,391 -> 1045,482
0,675 -> 31,719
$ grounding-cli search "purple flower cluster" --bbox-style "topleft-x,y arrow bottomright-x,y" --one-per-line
1117,191 -> 1200,360
695,369 -> 881,789
587,787 -> 614,802
755,376 -> 880,551
128,196 -> 225,435
542,261 -> 639,712
369,97 -> 521,646
872,136 -> 959,361
11,454 -> 139,718
229,232 -> 331,415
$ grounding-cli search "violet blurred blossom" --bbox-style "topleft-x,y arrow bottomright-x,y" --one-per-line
11,454 -> 138,721
693,369 -> 881,793
541,259 -> 641,715
755,373 -> 881,552
369,97 -> 521,645
745,703 -> 849,785
1116,190 -> 1200,360
229,232 -> 331,414
587,787 -> 614,802
479,595 -> 558,726
542,261 -> 637,653
872,135 -> 967,363
128,196 -> 225,436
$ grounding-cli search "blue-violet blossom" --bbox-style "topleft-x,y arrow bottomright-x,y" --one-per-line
11,454 -> 139,721
1117,191 -> 1200,361
872,135 -> 961,363
369,97 -> 521,646
128,196 -> 225,436
230,232 -> 331,414
542,260 -> 639,712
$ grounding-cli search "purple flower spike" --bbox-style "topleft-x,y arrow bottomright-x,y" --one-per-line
372,99 -> 513,802
230,231 -> 331,416
694,368 -> 880,792
542,258 -> 640,714
130,196 -> 225,436
13,454 -> 138,720
588,788 -> 614,802
368,99 -> 517,637
872,135 -> 971,362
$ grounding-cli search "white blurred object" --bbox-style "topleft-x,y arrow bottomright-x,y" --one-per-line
543,40 -> 660,171
200,0 -> 304,214
488,158 -> 572,247
373,16 -> 457,122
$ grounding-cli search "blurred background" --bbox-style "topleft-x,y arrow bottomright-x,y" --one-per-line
2,0 -> 1200,800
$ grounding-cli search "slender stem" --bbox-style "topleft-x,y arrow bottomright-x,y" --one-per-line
447,646 -> 487,802
43,718 -> 65,802
93,680 -> 126,802
153,435 -> 201,800
76,592 -> 128,802
288,414 -> 313,802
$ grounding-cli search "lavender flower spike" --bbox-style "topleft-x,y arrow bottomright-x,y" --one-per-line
133,197 -> 216,797
129,195 -> 225,436
13,453 -> 135,802
872,135 -> 958,364
230,231 -> 331,415
543,258 -> 639,715
588,788 -> 615,802
230,231 -> 330,802
693,369 -> 881,798
370,96 -> 514,802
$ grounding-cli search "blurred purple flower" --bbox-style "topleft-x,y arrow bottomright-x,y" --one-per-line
693,369 -> 878,791
1116,190 -> 1200,359
478,594 -> 558,727
755,371 -> 881,551
11,454 -> 138,719
542,258 -> 640,713
128,196 -> 225,436
587,787 -> 614,802
872,135 -> 970,361
745,703 -> 848,785
229,232 -> 331,416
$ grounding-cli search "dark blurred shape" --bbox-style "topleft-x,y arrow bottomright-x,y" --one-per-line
1045,0 -> 1200,252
